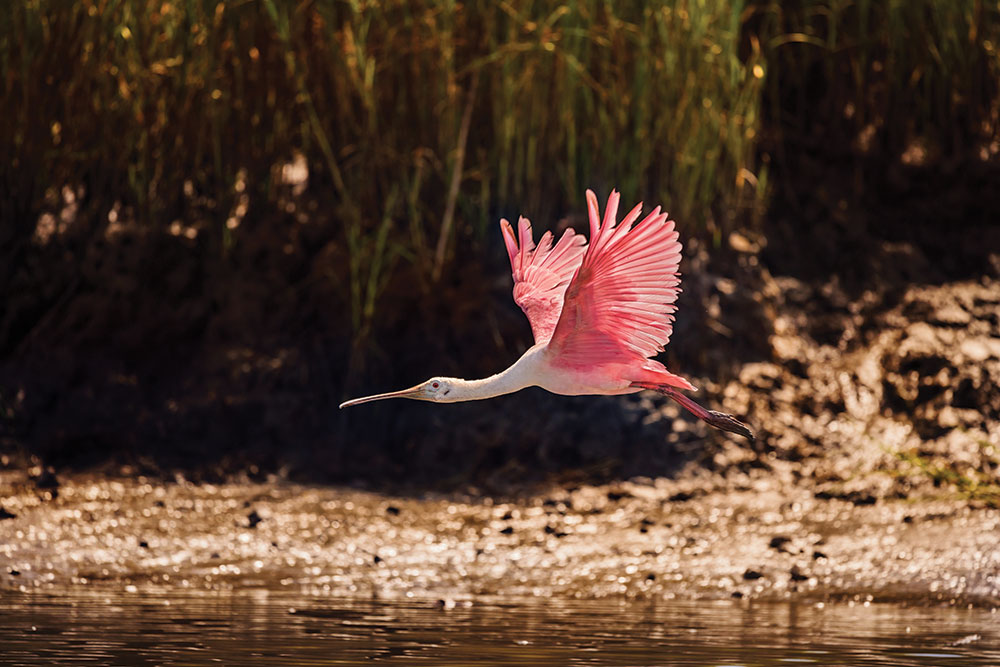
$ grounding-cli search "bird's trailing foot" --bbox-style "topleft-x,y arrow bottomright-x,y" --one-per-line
702,409 -> 755,441
632,382 -> 755,442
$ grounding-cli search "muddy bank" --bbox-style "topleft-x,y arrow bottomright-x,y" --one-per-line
4,262 -> 997,609
4,272 -> 998,496
3,160 -> 999,491
704,274 -> 1000,502
2,471 -> 998,606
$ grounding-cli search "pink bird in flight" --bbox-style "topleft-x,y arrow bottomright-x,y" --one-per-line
341,189 -> 753,441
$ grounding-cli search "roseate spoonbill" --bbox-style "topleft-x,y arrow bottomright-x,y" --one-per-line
340,190 -> 753,441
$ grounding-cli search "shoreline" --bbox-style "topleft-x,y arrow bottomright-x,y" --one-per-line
3,472 -> 997,608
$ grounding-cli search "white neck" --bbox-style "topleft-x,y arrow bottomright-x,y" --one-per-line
440,347 -> 542,402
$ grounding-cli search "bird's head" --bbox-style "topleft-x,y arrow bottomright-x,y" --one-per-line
339,377 -> 457,408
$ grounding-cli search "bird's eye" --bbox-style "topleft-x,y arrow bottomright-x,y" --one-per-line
431,382 -> 440,389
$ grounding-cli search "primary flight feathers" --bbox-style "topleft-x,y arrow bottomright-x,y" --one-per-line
500,216 -> 586,345
501,188 -> 684,377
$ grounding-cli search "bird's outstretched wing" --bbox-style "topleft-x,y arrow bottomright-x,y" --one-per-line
548,189 -> 682,368
501,216 -> 587,345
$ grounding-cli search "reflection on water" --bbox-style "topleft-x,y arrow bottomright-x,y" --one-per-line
0,590 -> 997,666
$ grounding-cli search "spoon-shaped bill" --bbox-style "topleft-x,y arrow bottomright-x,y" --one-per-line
339,384 -> 425,409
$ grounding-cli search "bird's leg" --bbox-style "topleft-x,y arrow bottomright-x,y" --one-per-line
632,382 -> 755,442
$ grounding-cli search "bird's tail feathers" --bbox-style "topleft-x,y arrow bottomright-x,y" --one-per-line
636,361 -> 696,392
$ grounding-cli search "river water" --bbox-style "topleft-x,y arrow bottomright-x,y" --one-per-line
0,590 -> 997,665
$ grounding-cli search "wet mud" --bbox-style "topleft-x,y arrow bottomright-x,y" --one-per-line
1,470 -> 998,606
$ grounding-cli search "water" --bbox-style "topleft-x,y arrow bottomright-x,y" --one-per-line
0,590 -> 997,666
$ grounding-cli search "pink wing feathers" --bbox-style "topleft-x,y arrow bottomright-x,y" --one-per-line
548,189 -> 694,390
501,216 -> 587,345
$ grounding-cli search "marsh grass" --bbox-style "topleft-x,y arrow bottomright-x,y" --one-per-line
1,0 -> 765,355
896,445 -> 1000,508
2,1 -> 998,364
754,0 -> 999,162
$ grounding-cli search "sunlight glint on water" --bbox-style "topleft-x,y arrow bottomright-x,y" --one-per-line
0,591 -> 997,666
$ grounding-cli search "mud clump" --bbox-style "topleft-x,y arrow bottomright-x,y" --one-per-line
720,276 -> 1000,503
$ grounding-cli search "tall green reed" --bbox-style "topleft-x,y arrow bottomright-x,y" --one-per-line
4,0 -> 996,366
3,0 -> 768,359
753,0 -> 999,162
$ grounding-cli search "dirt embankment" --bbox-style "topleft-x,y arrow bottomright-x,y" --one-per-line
3,156 -> 999,492
709,274 -> 1000,505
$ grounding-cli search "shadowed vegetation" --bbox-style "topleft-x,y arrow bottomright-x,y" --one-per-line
2,0 -> 768,360
3,1 -> 997,354
1,0 -> 998,482
757,0 -> 998,160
